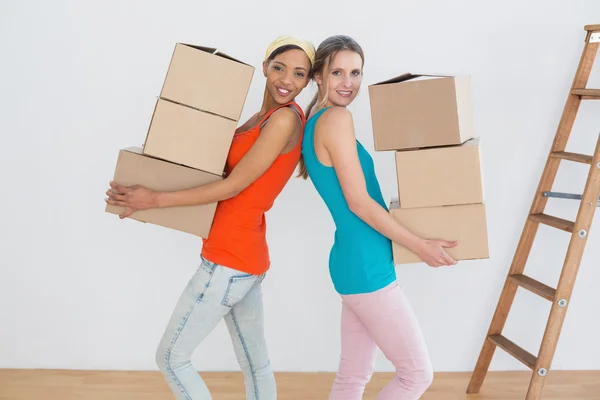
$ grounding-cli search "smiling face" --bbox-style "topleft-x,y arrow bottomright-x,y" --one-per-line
316,50 -> 363,108
262,48 -> 311,105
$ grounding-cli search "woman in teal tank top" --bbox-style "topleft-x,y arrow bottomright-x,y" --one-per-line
299,36 -> 458,400
302,107 -> 397,295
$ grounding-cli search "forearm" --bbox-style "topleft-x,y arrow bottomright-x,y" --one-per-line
155,179 -> 238,208
351,198 -> 424,253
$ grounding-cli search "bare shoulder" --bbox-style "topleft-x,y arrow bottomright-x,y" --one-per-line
316,107 -> 355,143
266,106 -> 302,130
320,106 -> 353,126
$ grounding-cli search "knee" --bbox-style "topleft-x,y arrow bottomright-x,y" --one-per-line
155,345 -> 168,372
250,361 -> 275,388
402,364 -> 434,394
255,360 -> 273,376
416,365 -> 434,390
155,344 -> 188,373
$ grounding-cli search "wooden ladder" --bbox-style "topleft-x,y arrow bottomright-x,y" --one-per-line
467,24 -> 600,400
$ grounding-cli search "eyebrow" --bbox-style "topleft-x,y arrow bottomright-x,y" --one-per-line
273,61 -> 307,72
330,67 -> 362,71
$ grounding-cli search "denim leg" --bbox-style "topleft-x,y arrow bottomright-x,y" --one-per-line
225,277 -> 276,400
156,260 -> 255,399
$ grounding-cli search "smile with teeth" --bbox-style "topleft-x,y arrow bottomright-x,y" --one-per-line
337,90 -> 353,97
277,87 -> 292,96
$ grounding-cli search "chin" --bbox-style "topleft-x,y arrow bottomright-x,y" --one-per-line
274,96 -> 293,105
332,97 -> 354,108
271,89 -> 296,104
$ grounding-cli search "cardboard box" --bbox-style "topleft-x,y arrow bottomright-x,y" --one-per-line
369,74 -> 475,151
389,202 -> 489,264
395,138 -> 484,208
142,99 -> 237,175
105,147 -> 221,238
160,43 -> 254,121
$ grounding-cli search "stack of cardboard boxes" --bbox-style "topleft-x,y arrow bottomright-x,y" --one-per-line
369,73 -> 489,264
105,43 -> 254,238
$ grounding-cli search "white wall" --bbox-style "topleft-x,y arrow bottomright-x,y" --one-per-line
1,0 -> 599,373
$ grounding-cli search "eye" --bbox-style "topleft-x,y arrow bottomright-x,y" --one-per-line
273,65 -> 283,71
332,70 -> 341,76
352,70 -> 361,76
295,72 -> 305,78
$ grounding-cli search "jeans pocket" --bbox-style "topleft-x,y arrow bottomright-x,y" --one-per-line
222,273 -> 258,308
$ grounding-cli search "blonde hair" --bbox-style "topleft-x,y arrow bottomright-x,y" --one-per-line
297,35 -> 365,180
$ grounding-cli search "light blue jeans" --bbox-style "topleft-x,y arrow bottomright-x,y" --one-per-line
156,256 -> 276,399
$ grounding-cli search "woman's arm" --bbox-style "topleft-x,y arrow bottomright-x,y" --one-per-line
106,107 -> 301,219
317,107 -> 457,267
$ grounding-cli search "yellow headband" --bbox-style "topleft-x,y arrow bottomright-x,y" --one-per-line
265,35 -> 316,67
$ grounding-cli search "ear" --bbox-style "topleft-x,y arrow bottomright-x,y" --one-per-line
314,73 -> 323,85
262,61 -> 268,77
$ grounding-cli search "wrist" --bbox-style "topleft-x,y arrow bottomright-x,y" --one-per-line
406,236 -> 426,254
153,191 -> 167,208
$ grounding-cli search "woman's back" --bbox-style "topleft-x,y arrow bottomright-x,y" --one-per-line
302,108 -> 396,295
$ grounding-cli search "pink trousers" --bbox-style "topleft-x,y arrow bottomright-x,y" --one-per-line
330,282 -> 433,400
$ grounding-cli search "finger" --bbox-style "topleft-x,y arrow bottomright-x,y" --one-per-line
437,251 -> 451,266
448,254 -> 458,265
105,198 -> 128,207
119,207 -> 134,219
106,189 -> 126,201
442,240 -> 459,248
110,181 -> 131,194
442,253 -> 457,266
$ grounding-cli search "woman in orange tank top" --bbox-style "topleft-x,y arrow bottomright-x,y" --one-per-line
105,36 -> 315,399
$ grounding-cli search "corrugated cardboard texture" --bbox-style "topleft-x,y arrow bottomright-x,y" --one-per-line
160,43 -> 254,121
369,74 -> 475,150
142,99 -> 236,175
395,138 -> 483,208
390,202 -> 489,264
105,147 -> 221,238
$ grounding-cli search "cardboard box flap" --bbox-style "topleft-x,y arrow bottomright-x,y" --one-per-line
372,73 -> 415,86
372,72 -> 454,86
396,137 -> 481,152
179,43 -> 251,66
123,146 -> 143,155
462,137 -> 480,147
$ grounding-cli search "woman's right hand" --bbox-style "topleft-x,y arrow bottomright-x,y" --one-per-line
412,239 -> 459,267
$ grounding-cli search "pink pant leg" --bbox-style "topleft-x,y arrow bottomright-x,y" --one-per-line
339,282 -> 434,400
329,300 -> 378,400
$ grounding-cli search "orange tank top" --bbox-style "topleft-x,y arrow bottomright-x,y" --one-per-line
201,102 -> 306,275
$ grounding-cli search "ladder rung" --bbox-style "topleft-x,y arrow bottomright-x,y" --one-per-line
509,274 -> 556,301
543,191 -> 600,206
550,151 -> 593,164
530,213 -> 575,233
543,191 -> 583,200
572,89 -> 600,99
488,335 -> 537,370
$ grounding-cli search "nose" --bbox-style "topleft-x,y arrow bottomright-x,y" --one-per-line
280,70 -> 293,85
343,74 -> 352,88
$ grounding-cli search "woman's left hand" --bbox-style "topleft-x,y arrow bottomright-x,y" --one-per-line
105,181 -> 158,219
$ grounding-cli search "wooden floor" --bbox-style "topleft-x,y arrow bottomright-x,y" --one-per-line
0,370 -> 598,399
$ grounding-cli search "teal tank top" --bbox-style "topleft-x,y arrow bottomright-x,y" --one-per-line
302,108 -> 396,295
